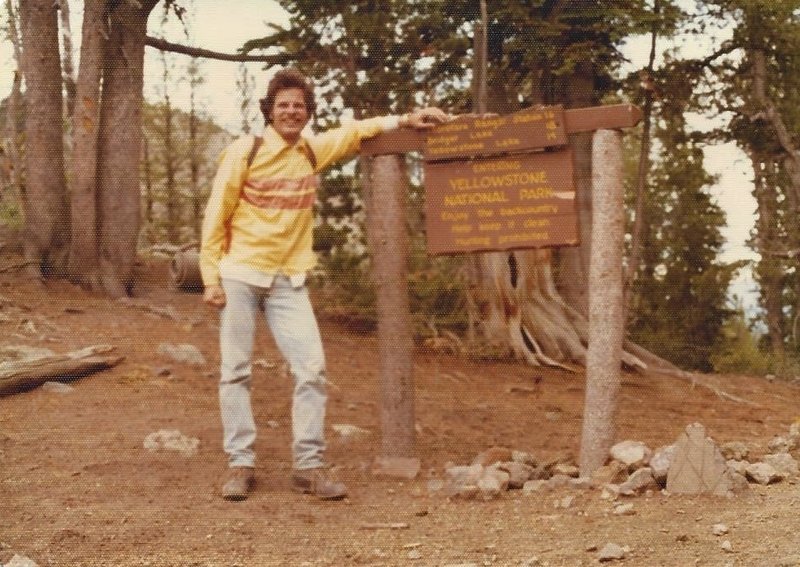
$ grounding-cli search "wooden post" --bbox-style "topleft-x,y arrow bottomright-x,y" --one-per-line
579,129 -> 625,476
363,154 -> 416,457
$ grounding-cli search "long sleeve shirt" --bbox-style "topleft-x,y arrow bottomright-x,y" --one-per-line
199,116 -> 398,288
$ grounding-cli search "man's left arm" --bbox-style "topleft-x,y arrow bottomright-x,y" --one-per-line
308,108 -> 449,171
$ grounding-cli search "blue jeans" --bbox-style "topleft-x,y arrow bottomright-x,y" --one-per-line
219,277 -> 327,470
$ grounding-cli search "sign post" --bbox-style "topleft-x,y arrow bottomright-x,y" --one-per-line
360,104 -> 642,471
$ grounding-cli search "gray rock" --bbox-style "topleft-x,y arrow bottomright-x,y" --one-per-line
546,474 -> 573,489
610,440 -> 652,468
649,445 -> 676,485
763,453 -> 799,477
613,502 -> 636,516
498,461 -> 534,488
720,441 -> 749,461
598,542 -> 627,562
5,555 -> 39,567
522,479 -> 547,494
728,470 -> 750,493
512,450 -> 537,466
592,462 -> 628,486
157,343 -> 206,366
41,381 -> 74,394
746,462 -> 785,485
768,436 -> 791,454
726,459 -> 749,476
143,429 -> 200,457
552,463 -> 580,478
666,423 -> 732,496
619,467 -> 657,496
477,466 -> 510,500
711,523 -> 729,536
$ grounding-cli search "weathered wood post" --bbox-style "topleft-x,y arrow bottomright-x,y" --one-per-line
363,154 -> 416,458
579,129 -> 625,476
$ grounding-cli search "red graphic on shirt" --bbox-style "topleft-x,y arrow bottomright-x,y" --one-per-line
241,174 -> 319,210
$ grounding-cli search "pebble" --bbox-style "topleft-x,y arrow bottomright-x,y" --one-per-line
143,429 -> 200,457
712,523 -> 729,536
407,549 -> 422,560
598,542 -> 627,562
41,381 -> 74,394
613,503 -> 635,516
720,540 -> 734,553
5,555 -> 39,567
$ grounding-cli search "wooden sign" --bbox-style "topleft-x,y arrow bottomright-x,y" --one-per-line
425,106 -> 567,161
362,104 -> 643,157
425,149 -> 578,255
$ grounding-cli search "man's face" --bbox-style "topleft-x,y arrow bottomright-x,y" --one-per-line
270,88 -> 310,144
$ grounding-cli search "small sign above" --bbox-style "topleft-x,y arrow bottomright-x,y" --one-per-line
424,106 -> 567,161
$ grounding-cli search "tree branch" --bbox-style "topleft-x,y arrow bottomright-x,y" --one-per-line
144,35 -> 287,63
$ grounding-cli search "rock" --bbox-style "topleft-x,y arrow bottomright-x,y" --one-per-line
728,470 -> 750,494
720,540 -> 733,553
522,480 -> 547,494
552,463 -> 580,478
711,523 -> 729,536
436,464 -> 509,500
332,423 -> 371,439
569,476 -> 594,490
598,542 -> 627,562
546,474 -> 573,489
472,447 -> 514,466
592,462 -> 628,486
555,494 -> 574,509
407,549 -> 422,560
720,441 -> 749,461
613,503 -> 636,516
726,459 -> 749,477
157,343 -> 206,366
649,445 -> 676,485
666,423 -> 733,496
610,440 -> 652,469
619,467 -> 657,496
41,381 -> 74,394
477,466 -> 510,500
143,429 -> 200,457
600,484 -> 621,501
512,450 -> 537,466
427,479 -> 445,494
372,456 -> 421,480
768,436 -> 791,454
5,555 -> 39,567
498,461 -> 534,489
763,453 -> 799,477
745,462 -> 784,485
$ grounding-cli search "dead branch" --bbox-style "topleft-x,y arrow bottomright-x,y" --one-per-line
0,344 -> 123,396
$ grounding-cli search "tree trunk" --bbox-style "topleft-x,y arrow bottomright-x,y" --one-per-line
2,0 -> 24,204
364,154 -> 416,458
68,0 -> 106,289
57,0 -> 77,119
96,1 -> 158,296
19,0 -> 70,278
580,129 -> 625,476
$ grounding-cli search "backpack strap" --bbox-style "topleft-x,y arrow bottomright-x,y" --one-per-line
245,135 -> 263,169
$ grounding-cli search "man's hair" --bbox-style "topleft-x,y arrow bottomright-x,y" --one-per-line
259,68 -> 316,125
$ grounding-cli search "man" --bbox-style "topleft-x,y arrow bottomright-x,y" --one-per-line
200,68 -> 448,501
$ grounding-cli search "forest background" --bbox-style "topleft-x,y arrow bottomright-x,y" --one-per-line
1,0 -> 799,377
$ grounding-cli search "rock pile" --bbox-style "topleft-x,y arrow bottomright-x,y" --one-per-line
433,420 -> 800,501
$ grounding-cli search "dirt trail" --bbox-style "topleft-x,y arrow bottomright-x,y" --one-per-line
1,259 -> 799,566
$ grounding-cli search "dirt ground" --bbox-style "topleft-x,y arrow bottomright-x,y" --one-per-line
1,256 -> 799,567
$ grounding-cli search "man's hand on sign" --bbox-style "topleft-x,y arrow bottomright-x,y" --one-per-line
203,284 -> 226,308
400,107 -> 451,129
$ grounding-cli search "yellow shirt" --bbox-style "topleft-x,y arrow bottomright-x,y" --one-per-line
200,117 -> 396,287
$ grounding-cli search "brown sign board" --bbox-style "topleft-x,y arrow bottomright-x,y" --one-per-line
424,149 -> 578,255
424,106 -> 567,161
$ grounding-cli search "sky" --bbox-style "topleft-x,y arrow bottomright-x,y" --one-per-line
0,1 -> 760,309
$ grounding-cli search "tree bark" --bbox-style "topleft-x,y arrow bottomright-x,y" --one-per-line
580,129 -> 625,476
96,1 -> 159,296
57,0 -> 77,118
19,0 -> 70,278
364,154 -> 416,458
68,0 -> 106,289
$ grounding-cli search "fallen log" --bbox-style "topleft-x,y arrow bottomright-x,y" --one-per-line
0,345 -> 124,396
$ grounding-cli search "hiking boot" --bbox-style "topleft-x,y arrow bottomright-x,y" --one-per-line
291,467 -> 348,500
221,466 -> 254,501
